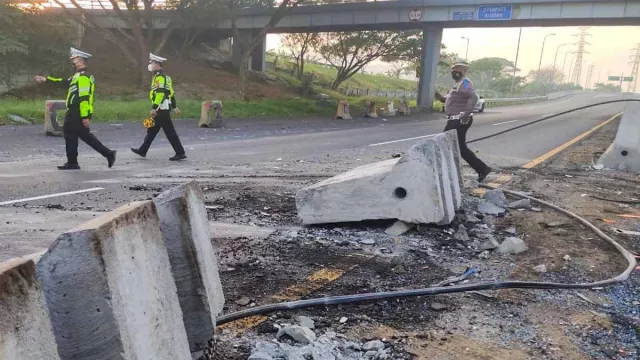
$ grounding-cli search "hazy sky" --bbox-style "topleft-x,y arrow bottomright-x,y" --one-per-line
266,26 -> 640,89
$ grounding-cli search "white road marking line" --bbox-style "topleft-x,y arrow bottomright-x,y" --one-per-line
492,120 -> 519,126
0,188 -> 104,206
369,135 -> 434,147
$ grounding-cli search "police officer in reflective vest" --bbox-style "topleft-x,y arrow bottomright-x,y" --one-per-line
35,47 -> 116,170
435,60 -> 492,182
131,53 -> 186,161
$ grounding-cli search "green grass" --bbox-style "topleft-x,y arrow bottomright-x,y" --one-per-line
0,98 -> 335,125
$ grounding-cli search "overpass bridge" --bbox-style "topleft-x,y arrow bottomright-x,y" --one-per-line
65,0 -> 640,108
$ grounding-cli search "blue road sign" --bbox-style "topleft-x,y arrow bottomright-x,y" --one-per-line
453,11 -> 475,21
477,5 -> 513,21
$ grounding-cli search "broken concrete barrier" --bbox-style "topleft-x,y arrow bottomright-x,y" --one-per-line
44,100 -> 65,137
296,131 -> 462,225
155,181 -> 225,351
597,103 -> 640,172
0,253 -> 61,360
198,100 -> 224,128
37,201 -> 192,360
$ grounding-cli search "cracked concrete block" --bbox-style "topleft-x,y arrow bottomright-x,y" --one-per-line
155,181 -> 225,351
36,201 -> 191,360
0,253 -> 60,360
296,132 -> 462,225
598,103 -> 640,172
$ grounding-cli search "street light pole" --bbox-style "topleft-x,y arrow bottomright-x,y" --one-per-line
538,33 -> 556,72
510,28 -> 523,96
553,43 -> 571,72
561,51 -> 574,84
461,36 -> 470,60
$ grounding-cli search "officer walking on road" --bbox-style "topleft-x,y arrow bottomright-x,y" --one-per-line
35,48 -> 116,170
435,60 -> 492,182
131,53 -> 187,161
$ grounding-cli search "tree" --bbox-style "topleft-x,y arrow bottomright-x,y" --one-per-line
314,31 -> 405,90
381,31 -> 456,68
0,4 -> 69,91
281,33 -> 320,79
45,0 -> 220,87
386,62 -> 410,79
522,66 -> 564,95
227,0 -> 303,99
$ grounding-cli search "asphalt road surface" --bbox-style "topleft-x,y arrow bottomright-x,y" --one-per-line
0,92 -> 636,259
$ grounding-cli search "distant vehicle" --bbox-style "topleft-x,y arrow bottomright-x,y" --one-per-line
474,96 -> 486,113
442,96 -> 486,114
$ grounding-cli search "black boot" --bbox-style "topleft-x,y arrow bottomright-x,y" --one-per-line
169,154 -> 187,161
57,163 -> 80,170
107,150 -> 117,168
131,148 -> 146,158
478,167 -> 493,182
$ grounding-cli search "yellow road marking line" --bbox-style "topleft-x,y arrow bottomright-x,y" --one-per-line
473,112 -> 622,194
521,112 -> 622,169
217,267 -> 347,335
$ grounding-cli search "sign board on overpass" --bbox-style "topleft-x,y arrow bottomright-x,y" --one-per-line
477,5 -> 514,21
608,76 -> 634,81
453,11 -> 475,21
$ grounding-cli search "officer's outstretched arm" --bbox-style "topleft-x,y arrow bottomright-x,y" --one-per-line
77,75 -> 93,119
45,76 -> 70,88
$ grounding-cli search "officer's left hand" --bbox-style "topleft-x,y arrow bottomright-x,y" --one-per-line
173,108 -> 181,116
82,118 -> 90,128
150,109 -> 157,118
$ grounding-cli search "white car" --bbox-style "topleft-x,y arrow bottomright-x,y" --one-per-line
442,96 -> 486,113
474,96 -> 486,113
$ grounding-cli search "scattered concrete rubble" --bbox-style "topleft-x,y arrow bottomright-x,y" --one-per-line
277,325 -> 317,344
508,199 -> 531,209
384,220 -> 414,236
296,131 -> 462,225
250,329 -> 393,360
155,181 -> 225,351
496,237 -> 529,254
478,189 -> 508,215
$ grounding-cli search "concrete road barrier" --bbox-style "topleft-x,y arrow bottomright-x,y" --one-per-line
296,131 -> 462,225
0,253 -> 61,360
198,100 -> 224,128
44,100 -> 65,137
398,100 -> 410,115
154,181 -> 225,351
363,101 -> 378,118
335,100 -> 352,120
37,201 -> 192,360
597,103 -> 640,172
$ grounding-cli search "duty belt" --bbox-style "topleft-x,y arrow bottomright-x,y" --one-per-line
446,114 -> 472,120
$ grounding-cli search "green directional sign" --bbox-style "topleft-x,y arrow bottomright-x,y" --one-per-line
623,77 -> 634,82
608,76 -> 621,81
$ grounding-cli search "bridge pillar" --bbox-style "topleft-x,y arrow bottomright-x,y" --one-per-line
417,26 -> 443,111
232,31 -> 266,72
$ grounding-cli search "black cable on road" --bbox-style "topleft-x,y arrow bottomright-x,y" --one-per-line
468,98 -> 640,144
216,185 -> 637,326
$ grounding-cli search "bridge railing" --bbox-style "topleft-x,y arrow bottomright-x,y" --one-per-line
483,96 -> 547,107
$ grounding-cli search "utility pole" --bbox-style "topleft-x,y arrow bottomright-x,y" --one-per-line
553,43 -> 571,72
561,51 -> 575,84
585,64 -> 595,89
510,28 -> 523,96
570,27 -> 591,85
629,44 -> 640,93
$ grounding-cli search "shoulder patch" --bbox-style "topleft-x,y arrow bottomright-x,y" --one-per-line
462,79 -> 472,89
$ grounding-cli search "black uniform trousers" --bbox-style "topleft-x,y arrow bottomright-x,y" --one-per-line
443,117 -> 489,175
139,110 -> 185,155
63,110 -> 112,165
